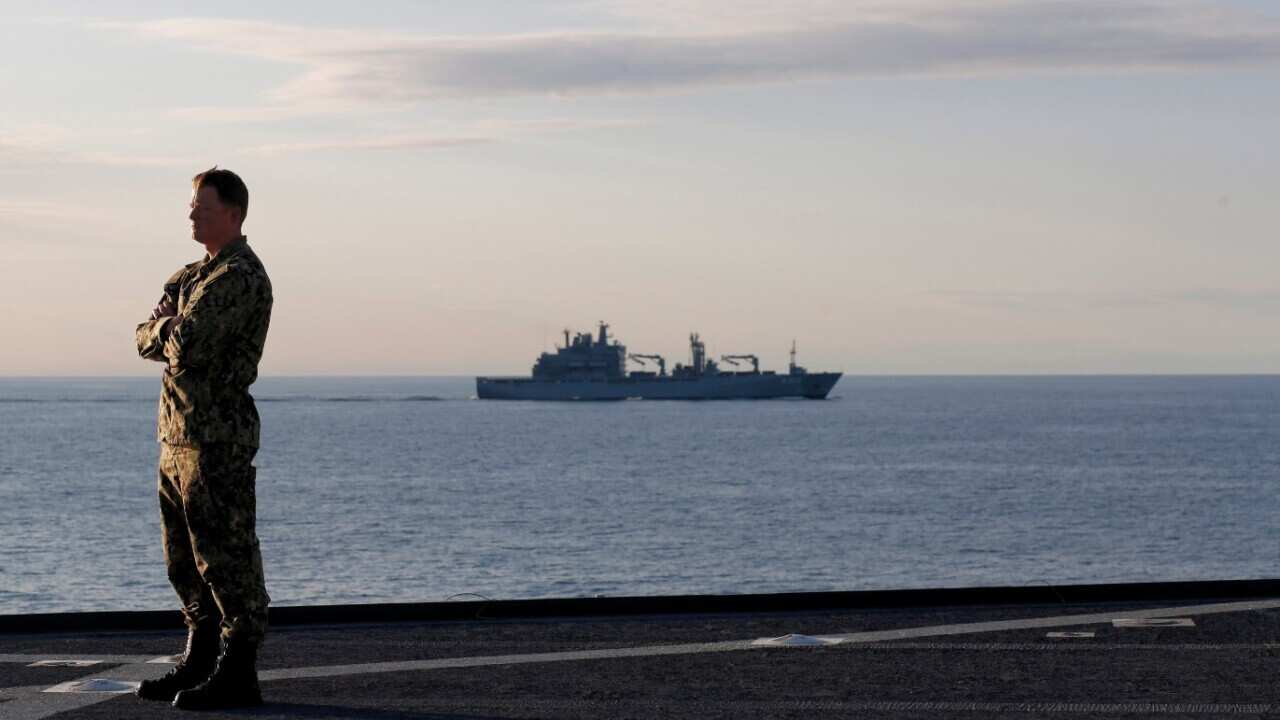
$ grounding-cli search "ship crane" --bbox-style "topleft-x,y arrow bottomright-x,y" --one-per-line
720,354 -> 759,373
628,353 -> 666,376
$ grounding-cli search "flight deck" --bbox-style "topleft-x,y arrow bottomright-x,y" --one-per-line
2,580 -> 1277,719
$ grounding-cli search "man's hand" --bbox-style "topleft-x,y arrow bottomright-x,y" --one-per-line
149,296 -> 180,339
149,295 -> 177,321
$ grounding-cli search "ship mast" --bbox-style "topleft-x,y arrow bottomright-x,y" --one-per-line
689,333 -> 706,375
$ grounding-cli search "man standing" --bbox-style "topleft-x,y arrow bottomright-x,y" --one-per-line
134,167 -> 272,710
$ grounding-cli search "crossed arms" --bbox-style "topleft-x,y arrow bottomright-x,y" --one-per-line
135,270 -> 252,370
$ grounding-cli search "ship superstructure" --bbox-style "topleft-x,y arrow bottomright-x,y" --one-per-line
476,323 -> 841,400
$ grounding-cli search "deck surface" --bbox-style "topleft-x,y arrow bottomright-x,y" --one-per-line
2,589 -> 1278,719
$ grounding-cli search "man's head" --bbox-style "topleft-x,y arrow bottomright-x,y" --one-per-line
189,167 -> 249,252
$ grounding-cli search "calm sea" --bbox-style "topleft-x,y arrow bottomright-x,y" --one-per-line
0,376 -> 1276,615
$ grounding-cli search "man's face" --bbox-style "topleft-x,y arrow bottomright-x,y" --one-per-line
188,185 -> 240,247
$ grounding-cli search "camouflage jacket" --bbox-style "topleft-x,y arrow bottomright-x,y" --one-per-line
135,237 -> 272,448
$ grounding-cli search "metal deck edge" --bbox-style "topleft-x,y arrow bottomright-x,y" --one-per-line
2,578 -> 1277,634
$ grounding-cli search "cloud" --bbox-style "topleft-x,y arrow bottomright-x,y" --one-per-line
167,104 -> 336,123
0,199 -> 144,244
1166,288 -> 1280,312
0,199 -> 87,221
932,288 -> 1280,313
95,1 -> 1280,108
245,134 -> 493,156
0,127 -> 187,169
66,151 -> 188,168
239,118 -> 636,156
587,0 -> 994,32
591,0 -> 1272,34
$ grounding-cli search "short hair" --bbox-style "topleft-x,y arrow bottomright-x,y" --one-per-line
192,166 -> 249,222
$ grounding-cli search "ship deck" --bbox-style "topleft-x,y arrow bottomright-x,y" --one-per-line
2,580 -> 1278,719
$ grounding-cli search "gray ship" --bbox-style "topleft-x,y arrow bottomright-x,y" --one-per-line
476,323 -> 841,400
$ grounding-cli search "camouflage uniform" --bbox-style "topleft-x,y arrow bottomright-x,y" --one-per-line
135,236 -> 272,643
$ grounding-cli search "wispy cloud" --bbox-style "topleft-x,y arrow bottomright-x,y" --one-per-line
94,1 -> 1280,110
245,134 -> 493,157
590,0 -> 1270,33
240,118 -> 638,156
0,199 -> 143,243
0,127 -> 187,169
67,150 -> 189,168
0,199 -> 87,221
933,288 -> 1280,313
166,104 -> 338,123
1166,288 -> 1280,312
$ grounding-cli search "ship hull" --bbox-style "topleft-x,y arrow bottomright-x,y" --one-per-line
476,373 -> 841,400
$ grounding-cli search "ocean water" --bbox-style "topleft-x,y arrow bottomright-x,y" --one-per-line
0,375 -> 1276,615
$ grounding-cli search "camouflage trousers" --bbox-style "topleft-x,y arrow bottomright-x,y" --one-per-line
158,443 -> 269,643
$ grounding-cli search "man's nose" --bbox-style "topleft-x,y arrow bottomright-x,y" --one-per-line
188,207 -> 197,221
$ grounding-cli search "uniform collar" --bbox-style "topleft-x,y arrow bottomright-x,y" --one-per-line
200,235 -> 250,273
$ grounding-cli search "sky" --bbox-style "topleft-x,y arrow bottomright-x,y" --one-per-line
1,0 -> 1278,376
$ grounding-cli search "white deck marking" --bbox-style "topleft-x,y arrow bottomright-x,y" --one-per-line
1113,617 -> 1195,627
807,599 -> 1275,645
262,638 -> 758,680
260,598 -> 1280,681
0,662 -> 158,720
1,597 -> 1275,720
834,641 -> 1279,650
751,633 -> 843,647
0,653 -> 161,664
42,678 -> 137,694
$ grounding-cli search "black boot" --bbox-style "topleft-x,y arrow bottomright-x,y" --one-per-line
135,623 -> 220,701
172,636 -> 263,710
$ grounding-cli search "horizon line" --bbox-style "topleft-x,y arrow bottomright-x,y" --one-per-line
2,373 -> 1279,380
